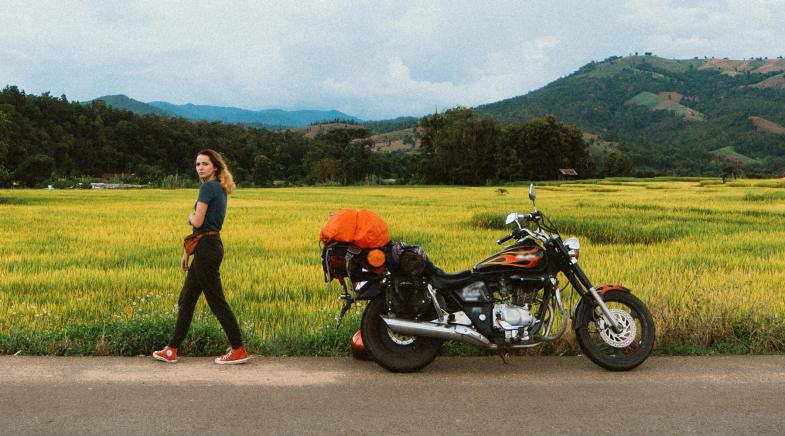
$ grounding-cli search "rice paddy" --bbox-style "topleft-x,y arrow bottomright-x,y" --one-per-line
2,178 -> 785,356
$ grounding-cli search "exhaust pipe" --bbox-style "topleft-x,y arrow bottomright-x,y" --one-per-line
382,316 -> 492,348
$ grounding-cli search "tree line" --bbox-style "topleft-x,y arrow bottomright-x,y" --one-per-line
419,108 -> 596,184
0,86 -> 601,187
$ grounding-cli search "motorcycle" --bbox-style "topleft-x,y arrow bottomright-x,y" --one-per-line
322,184 -> 655,372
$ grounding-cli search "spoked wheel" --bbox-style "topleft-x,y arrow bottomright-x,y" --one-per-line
575,290 -> 655,371
361,296 -> 442,373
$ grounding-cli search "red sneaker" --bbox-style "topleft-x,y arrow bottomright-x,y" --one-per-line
214,346 -> 249,365
351,330 -> 372,361
153,346 -> 178,363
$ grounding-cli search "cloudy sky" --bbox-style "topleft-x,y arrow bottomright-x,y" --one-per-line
1,0 -> 784,120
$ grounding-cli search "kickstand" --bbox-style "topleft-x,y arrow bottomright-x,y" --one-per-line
499,352 -> 512,365
335,296 -> 353,327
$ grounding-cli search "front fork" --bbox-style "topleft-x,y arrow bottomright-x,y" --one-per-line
586,286 -> 624,333
568,261 -> 624,333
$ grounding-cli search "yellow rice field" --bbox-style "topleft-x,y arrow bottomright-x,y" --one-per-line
1,179 -> 785,355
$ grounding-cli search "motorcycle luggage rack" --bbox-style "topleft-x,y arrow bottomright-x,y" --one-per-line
323,242 -> 383,326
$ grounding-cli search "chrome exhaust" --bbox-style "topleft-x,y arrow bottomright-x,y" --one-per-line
382,316 -> 492,348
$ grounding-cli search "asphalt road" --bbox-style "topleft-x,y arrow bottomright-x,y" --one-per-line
1,355 -> 784,435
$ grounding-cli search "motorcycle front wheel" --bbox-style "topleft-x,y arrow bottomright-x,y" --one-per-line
361,296 -> 443,373
575,290 -> 655,371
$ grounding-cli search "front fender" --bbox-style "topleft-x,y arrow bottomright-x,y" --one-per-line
572,285 -> 631,330
596,284 -> 630,294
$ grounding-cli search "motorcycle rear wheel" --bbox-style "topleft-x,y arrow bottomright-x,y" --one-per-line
361,296 -> 443,373
575,290 -> 655,371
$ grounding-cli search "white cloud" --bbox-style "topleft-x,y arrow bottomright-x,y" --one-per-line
1,0 -> 784,119
618,0 -> 785,59
321,35 -> 563,119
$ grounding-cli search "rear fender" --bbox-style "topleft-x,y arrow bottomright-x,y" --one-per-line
355,281 -> 383,300
572,285 -> 631,330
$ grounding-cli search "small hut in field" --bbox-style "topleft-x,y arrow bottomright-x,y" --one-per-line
558,168 -> 578,180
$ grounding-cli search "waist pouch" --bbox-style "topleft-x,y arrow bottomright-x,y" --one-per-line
184,231 -> 220,256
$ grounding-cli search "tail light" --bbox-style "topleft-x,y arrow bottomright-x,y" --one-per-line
367,249 -> 386,267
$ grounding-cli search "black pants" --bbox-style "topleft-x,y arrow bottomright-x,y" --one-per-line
169,236 -> 243,349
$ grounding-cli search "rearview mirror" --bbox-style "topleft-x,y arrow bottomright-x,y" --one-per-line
505,212 -> 519,225
528,184 -> 537,202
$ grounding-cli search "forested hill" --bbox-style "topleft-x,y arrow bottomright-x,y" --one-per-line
476,56 -> 785,175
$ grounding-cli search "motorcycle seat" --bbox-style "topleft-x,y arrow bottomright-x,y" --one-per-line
427,267 -> 475,289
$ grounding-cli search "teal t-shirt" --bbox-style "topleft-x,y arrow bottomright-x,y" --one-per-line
193,180 -> 227,233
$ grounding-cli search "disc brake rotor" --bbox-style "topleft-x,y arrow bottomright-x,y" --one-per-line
598,308 -> 637,348
387,328 -> 416,346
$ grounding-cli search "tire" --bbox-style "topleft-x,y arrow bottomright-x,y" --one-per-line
575,290 -> 655,371
361,296 -> 442,373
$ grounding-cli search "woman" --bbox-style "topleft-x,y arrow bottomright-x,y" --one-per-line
153,149 -> 249,365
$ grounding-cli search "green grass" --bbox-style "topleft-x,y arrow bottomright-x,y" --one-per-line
710,146 -> 759,165
2,181 -> 785,356
625,91 -> 705,120
626,91 -> 661,109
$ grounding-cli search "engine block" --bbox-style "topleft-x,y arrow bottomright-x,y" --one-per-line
493,303 -> 535,342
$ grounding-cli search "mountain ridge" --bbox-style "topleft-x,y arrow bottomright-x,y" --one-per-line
88,94 -> 361,128
87,95 -> 175,118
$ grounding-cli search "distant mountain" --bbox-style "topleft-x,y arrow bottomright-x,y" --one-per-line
89,95 -> 175,117
476,55 -> 785,175
88,95 -> 361,128
147,101 -> 360,127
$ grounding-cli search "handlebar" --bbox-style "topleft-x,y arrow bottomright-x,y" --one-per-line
522,211 -> 543,222
496,234 -> 514,245
497,211 -> 548,245
516,212 -> 542,223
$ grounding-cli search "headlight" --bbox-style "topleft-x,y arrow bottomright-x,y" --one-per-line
564,237 -> 580,259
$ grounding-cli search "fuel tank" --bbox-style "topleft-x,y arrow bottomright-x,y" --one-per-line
473,241 -> 547,273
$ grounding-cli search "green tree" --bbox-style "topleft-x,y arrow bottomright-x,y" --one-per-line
15,154 -> 55,186
603,151 -> 633,177
308,158 -> 342,184
0,164 -> 10,187
498,115 -> 595,181
306,128 -> 374,185
0,106 -> 9,166
721,165 -> 742,182
252,154 -> 273,186
134,164 -> 165,184
339,139 -> 375,184
418,108 -> 499,185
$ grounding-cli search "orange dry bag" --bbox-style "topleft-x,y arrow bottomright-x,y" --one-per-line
319,209 -> 390,248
